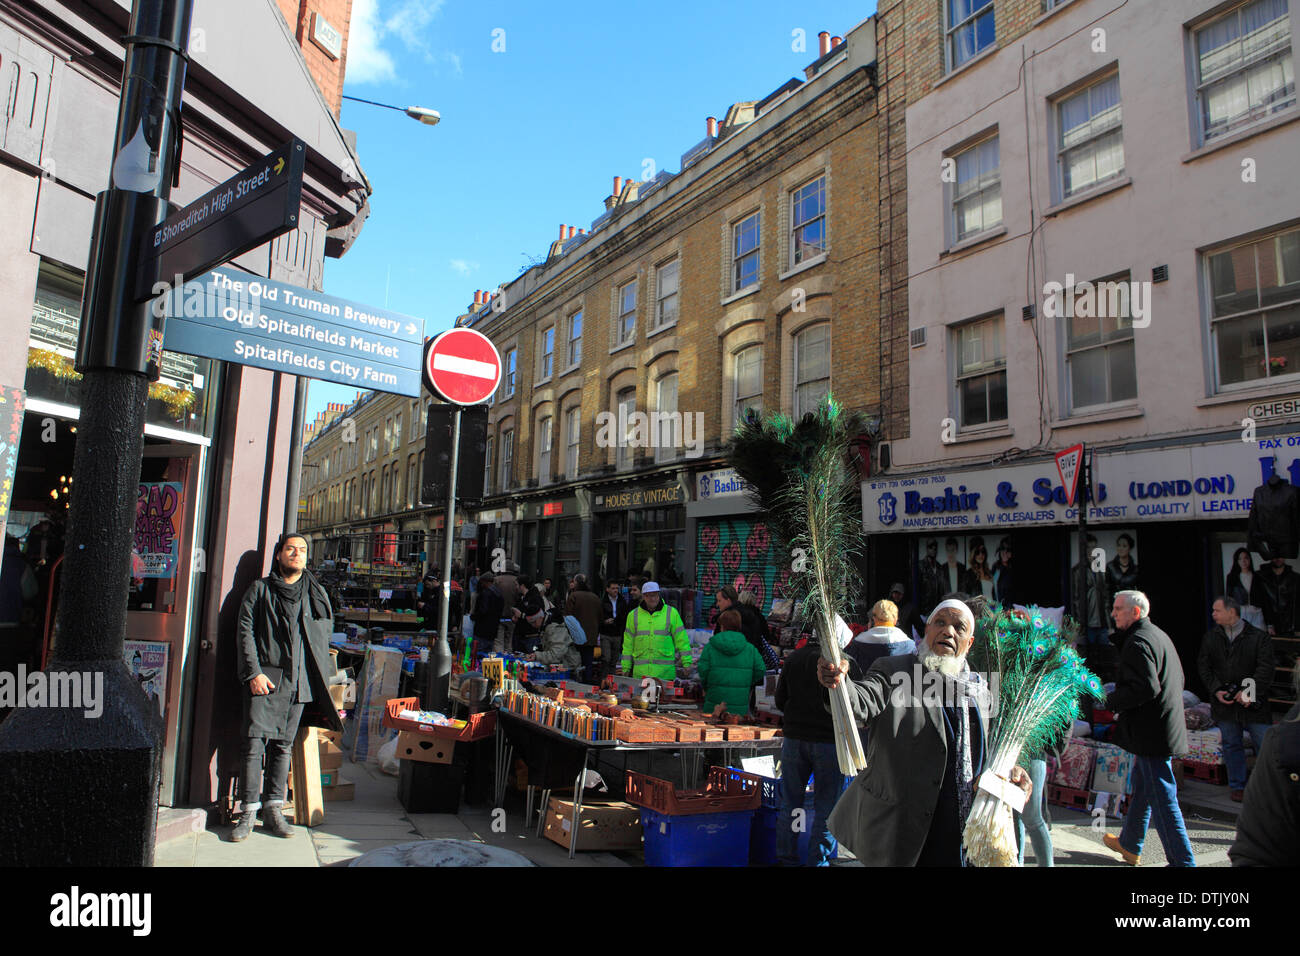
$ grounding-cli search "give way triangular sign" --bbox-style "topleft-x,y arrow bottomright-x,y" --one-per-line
1055,443 -> 1084,507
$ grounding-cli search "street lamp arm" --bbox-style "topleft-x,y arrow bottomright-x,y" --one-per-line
342,94 -> 440,126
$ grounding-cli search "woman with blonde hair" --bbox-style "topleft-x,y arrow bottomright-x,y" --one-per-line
845,598 -> 915,674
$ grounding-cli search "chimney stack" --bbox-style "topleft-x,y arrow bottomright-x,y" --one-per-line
613,175 -> 623,196
818,31 -> 830,56
707,116 -> 717,138
831,35 -> 843,49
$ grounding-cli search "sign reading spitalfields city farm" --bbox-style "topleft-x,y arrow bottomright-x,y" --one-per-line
160,267 -> 423,396
863,434 -> 1300,532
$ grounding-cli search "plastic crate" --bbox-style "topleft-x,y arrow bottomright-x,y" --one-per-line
1179,759 -> 1228,785
724,766 -> 779,809
624,767 -> 761,816
640,808 -> 754,867
382,696 -> 497,741
1046,783 -> 1091,811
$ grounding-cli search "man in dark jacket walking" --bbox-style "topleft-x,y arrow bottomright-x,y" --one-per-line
1198,596 -> 1273,801
232,534 -> 343,842
470,572 -> 505,654
1101,590 -> 1195,867
1229,669 -> 1299,867
775,636 -> 860,865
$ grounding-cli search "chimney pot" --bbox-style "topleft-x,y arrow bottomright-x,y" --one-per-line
568,226 -> 576,238
474,290 -> 482,305
707,116 -> 717,137
818,31 -> 830,55
613,176 -> 623,196
832,36 -> 843,49
559,224 -> 568,240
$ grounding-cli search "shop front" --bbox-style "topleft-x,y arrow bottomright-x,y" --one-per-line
517,496 -> 581,587
687,465 -> 781,626
861,428 -> 1300,705
591,480 -> 687,590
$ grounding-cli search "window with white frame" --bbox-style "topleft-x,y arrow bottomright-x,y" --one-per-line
386,417 -> 395,455
394,412 -> 402,451
734,345 -> 763,425
410,401 -> 420,440
392,463 -> 403,511
407,454 -> 418,508
656,259 -> 680,329
951,136 -> 1001,243
790,177 -> 827,267
955,314 -> 1008,427
483,436 -> 494,496
540,327 -> 554,379
616,388 -> 636,470
538,415 -> 553,482
1208,225 -> 1300,388
500,429 -> 514,490
567,311 -> 583,368
948,0 -> 995,71
1057,73 -> 1125,199
1064,274 -> 1137,411
505,349 -> 517,396
1193,0 -> 1295,144
368,428 -> 378,462
565,406 -> 580,477
733,212 -> 760,293
370,470 -> 379,513
794,325 -> 830,418
616,280 -> 637,347
654,373 -> 679,463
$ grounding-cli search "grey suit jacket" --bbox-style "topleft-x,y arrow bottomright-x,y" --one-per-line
826,653 -> 989,866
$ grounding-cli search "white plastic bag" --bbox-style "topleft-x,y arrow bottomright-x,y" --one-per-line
377,733 -> 401,776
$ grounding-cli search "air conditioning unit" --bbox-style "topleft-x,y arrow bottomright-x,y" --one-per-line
909,328 -> 927,349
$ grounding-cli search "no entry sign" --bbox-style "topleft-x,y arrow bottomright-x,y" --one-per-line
423,328 -> 501,405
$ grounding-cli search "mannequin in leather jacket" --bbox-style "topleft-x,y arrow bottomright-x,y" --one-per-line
1256,557 -> 1299,636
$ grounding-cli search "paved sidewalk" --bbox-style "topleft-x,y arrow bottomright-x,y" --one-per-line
156,756 -> 634,868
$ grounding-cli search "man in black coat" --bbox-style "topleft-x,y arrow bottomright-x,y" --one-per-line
1197,596 -> 1274,800
1229,690 -> 1299,866
232,534 -> 343,842
1100,590 -> 1195,867
470,572 -> 505,654
598,579 -> 631,681
1255,557 -> 1299,637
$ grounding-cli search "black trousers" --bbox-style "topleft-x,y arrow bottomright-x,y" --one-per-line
239,702 -> 304,809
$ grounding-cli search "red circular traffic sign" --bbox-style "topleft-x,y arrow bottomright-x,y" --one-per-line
423,328 -> 502,405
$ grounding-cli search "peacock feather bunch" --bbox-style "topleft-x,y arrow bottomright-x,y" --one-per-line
963,606 -> 1104,866
729,396 -> 868,774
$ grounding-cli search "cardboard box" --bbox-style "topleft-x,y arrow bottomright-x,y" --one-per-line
319,750 -> 343,772
396,730 -> 455,765
323,780 -> 355,801
321,770 -> 342,787
543,798 -> 643,852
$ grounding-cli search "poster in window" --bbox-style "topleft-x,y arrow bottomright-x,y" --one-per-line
133,481 -> 184,578
124,640 -> 168,719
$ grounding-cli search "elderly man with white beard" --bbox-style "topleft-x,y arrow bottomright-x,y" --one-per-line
819,599 -> 1031,866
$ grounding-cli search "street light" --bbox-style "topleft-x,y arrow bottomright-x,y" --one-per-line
342,94 -> 441,126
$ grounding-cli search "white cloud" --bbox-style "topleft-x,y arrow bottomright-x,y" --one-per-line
346,0 -> 397,85
346,0 -> 450,86
450,259 -> 480,276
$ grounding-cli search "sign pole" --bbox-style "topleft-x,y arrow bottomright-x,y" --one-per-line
1077,446 -> 1090,636
0,0 -> 194,866
432,406 -> 461,712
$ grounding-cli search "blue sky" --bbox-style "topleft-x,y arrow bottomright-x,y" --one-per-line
306,0 -> 878,423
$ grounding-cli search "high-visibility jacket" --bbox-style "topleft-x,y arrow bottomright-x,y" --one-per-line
620,601 -> 690,680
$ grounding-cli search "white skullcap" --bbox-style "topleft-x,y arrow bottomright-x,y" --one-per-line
928,599 -> 975,630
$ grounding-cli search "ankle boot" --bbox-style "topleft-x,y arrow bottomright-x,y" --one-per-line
230,811 -> 255,842
262,804 -> 295,838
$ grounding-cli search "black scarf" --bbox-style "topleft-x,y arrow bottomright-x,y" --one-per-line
268,567 -> 308,625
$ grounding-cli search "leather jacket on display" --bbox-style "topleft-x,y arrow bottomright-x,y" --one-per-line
1247,475 -> 1300,560
1257,566 -> 1299,636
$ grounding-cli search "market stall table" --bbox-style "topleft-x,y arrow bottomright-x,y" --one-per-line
492,708 -> 782,859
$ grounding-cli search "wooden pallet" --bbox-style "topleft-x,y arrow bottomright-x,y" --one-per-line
1046,783 -> 1091,811
1178,759 -> 1228,784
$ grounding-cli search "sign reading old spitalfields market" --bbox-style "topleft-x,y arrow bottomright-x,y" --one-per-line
160,266 -> 423,396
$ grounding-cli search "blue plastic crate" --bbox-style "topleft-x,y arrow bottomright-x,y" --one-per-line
640,808 -> 753,867
724,767 -> 780,810
750,792 -> 819,866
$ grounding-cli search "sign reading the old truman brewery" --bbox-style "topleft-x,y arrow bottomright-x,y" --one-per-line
161,266 -> 423,396
864,433 -> 1300,533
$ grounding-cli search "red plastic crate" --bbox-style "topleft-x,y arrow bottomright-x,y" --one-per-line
1179,759 -> 1228,785
624,766 -> 761,816
1046,783 -> 1091,811
381,696 -> 497,741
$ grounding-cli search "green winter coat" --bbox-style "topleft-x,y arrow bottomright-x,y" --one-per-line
698,630 -> 765,716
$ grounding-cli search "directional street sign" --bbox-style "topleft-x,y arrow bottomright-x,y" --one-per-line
423,328 -> 502,405
161,267 -> 424,396
1055,443 -> 1084,507
136,138 -> 306,301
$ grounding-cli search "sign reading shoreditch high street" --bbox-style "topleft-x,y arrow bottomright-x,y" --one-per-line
160,266 -> 423,396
